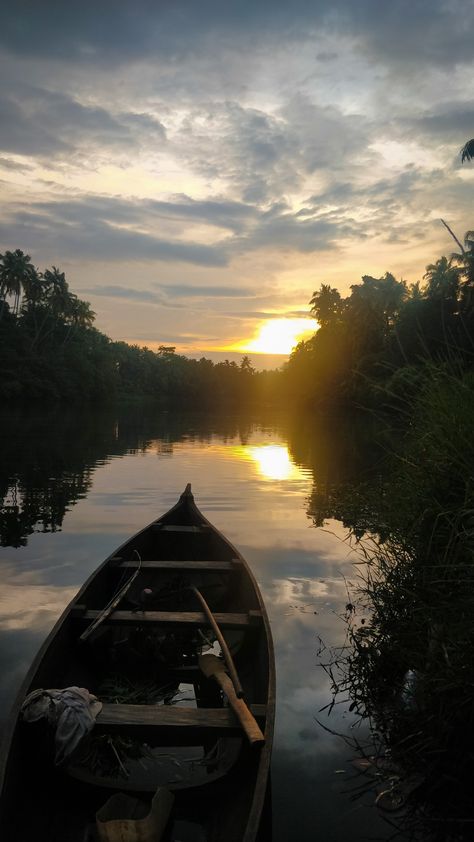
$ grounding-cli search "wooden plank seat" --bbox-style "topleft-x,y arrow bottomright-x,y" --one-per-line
118,559 -> 241,571
99,703 -> 266,726
96,703 -> 266,743
76,609 -> 262,629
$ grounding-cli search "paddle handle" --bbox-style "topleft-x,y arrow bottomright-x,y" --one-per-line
191,586 -> 244,697
209,667 -> 265,746
199,654 -> 265,744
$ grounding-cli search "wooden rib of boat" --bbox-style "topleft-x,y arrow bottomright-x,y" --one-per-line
0,485 -> 275,842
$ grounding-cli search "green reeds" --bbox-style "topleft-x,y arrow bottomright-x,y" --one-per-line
322,364 -> 474,839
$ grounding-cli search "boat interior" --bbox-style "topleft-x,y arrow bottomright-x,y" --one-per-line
0,493 -> 272,841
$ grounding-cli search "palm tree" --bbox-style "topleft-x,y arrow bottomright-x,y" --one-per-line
408,281 -> 423,301
43,267 -> 73,319
0,249 -> 37,315
68,297 -> 95,328
461,140 -> 474,163
423,257 -> 461,302
21,272 -> 46,311
309,284 -> 343,328
450,231 -> 474,288
448,231 -> 474,315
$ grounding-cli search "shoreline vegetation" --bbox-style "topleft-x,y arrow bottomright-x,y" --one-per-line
0,249 -> 277,407
3,232 -> 474,412
4,231 -> 474,838
315,366 -> 474,840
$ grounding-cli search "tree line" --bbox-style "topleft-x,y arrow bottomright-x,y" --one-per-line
3,233 -> 474,410
283,228 -> 474,409
0,249 -> 276,406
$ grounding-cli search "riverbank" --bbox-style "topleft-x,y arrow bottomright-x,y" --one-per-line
316,365 -> 474,840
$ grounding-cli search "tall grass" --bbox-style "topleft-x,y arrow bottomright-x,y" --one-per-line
326,364 -> 474,839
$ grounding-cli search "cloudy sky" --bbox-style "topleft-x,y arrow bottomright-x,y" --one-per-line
1,0 -> 473,364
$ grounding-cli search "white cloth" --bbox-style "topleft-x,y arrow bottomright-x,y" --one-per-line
21,686 -> 103,765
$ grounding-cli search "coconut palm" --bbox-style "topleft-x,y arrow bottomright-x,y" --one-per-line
423,257 -> 461,302
461,139 -> 474,163
408,281 -> 423,301
309,284 -> 343,328
43,267 -> 73,319
68,297 -> 95,328
450,231 -> 474,289
0,249 -> 37,315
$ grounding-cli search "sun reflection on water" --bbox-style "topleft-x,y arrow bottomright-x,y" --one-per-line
232,443 -> 306,481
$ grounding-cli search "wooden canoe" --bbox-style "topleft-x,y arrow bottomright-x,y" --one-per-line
0,485 -> 275,842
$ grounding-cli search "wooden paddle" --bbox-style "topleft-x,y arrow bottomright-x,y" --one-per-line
198,654 -> 265,746
191,586 -> 244,697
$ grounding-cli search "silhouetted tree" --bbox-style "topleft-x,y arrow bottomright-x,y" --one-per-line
461,139 -> 474,163
309,283 -> 343,327
0,249 -> 38,315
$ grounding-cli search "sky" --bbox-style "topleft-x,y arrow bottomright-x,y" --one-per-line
1,0 -> 473,366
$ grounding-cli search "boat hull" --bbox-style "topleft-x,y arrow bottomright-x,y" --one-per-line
0,486 -> 275,842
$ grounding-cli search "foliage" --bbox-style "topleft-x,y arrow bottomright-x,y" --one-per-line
6,231 -> 474,414
460,139 -> 474,163
0,249 -> 272,407
283,234 -> 474,410
316,367 -> 474,839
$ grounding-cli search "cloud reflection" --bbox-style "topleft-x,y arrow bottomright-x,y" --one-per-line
0,565 -> 77,631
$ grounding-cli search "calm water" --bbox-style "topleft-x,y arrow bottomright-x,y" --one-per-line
0,406 -> 390,841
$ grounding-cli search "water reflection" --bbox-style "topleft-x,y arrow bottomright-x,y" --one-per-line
247,444 -> 305,481
0,406 -> 391,841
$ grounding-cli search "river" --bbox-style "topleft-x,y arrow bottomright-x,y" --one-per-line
0,405 -> 392,841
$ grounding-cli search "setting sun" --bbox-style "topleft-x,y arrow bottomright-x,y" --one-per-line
232,318 -> 317,355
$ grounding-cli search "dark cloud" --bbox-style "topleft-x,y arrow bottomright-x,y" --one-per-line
347,0 -> 474,69
0,93 -> 69,157
178,98 -> 373,204
235,208 -> 361,254
0,85 -> 166,160
0,204 -> 228,266
84,285 -> 160,303
0,156 -> 33,172
2,1 -> 471,71
152,196 -> 257,232
0,192 -> 362,265
85,282 -> 258,303
0,3 -> 321,64
157,284 -> 252,298
403,103 -> 474,144
31,194 -> 254,234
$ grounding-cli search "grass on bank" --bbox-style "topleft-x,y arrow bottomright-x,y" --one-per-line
322,364 -> 474,840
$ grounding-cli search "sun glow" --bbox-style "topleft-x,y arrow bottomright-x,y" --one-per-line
228,443 -> 307,481
249,444 -> 307,481
233,317 -> 318,355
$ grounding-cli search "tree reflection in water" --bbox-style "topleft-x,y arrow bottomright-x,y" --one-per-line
0,410 -> 97,547
0,407 -> 265,548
